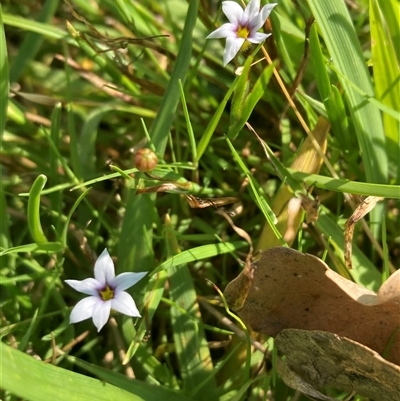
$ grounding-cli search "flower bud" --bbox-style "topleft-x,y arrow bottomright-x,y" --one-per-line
134,148 -> 158,172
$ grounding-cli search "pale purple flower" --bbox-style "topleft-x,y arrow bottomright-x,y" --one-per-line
207,0 -> 277,66
65,248 -> 147,332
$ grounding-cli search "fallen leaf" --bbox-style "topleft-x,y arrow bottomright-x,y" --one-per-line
277,356 -> 338,401
276,329 -> 400,401
300,193 -> 320,224
184,195 -> 240,209
136,182 -> 181,194
344,196 -> 384,269
224,247 -> 400,365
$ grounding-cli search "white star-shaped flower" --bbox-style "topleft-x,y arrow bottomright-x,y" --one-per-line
65,248 -> 147,332
207,0 -> 277,66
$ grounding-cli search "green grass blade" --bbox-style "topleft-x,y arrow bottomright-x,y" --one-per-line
328,64 -> 400,122
228,63 -> 275,140
9,0 -> 59,82
309,24 -> 350,147
0,184 -> 9,253
229,56 -> 252,133
2,13 -> 70,42
370,0 -> 400,173
27,175 -> 49,243
307,0 -> 388,183
117,0 -> 199,274
316,212 -> 381,290
196,75 -> 239,161
287,170 -> 400,198
127,344 -> 178,388
49,103 -> 63,233
179,80 -> 197,166
1,342 -> 174,401
79,106 -> 117,179
123,269 -> 168,364
65,353 -> 193,401
152,241 -> 247,275
150,0 -> 198,155
0,5 -> 10,258
0,5 -> 8,138
165,215 -> 217,400
60,189 -> 91,247
66,103 -> 83,181
226,138 -> 286,245
0,242 -> 64,256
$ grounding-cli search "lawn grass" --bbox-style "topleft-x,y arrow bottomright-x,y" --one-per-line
1,0 -> 399,400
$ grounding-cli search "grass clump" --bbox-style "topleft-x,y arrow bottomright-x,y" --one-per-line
1,1 -> 399,400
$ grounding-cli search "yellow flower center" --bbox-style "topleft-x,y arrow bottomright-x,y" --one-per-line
237,26 -> 252,52
237,26 -> 250,39
100,285 -> 114,301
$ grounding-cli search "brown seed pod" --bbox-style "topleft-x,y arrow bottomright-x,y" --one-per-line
134,148 -> 158,172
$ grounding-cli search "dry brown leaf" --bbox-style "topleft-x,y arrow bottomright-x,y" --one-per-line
277,357 -> 338,401
184,195 -> 240,209
136,182 -> 181,194
224,247 -> 400,365
300,193 -> 320,224
344,196 -> 384,269
276,329 -> 400,401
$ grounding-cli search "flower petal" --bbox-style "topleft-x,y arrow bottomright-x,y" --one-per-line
69,296 -> 99,323
243,0 -> 261,23
260,3 -> 278,22
65,278 -> 101,296
112,271 -> 147,292
223,37 -> 245,66
222,1 -> 244,24
92,299 -> 112,332
247,32 -> 270,44
251,3 -> 277,31
94,248 -> 115,286
112,291 -> 141,317
207,23 -> 237,39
